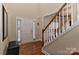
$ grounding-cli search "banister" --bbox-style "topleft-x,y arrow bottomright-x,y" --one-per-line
42,3 -> 67,46
43,3 -> 67,33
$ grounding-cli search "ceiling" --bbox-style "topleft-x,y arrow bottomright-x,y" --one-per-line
3,3 -> 63,19
4,3 -> 40,18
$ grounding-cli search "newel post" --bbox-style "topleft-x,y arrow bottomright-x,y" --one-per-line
42,29 -> 44,46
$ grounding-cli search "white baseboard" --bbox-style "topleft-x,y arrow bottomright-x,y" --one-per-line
3,43 -> 8,55
21,39 -> 42,45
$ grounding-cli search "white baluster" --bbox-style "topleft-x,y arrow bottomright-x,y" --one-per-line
56,16 -> 58,37
59,13 -> 61,35
53,19 -> 56,38
66,3 -> 69,29
47,27 -> 49,45
50,23 -> 53,42
49,25 -> 51,43
48,26 -> 50,44
53,21 -> 55,39
71,4 -> 73,25
62,8 -> 65,32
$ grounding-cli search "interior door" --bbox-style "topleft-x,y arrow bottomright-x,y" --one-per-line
21,19 -> 33,44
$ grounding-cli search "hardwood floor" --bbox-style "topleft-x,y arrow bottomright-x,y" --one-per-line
19,41 -> 44,55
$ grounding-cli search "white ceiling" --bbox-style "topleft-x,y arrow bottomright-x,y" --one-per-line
4,3 -> 40,18
3,3 -> 63,18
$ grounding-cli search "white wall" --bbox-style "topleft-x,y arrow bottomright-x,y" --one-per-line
3,3 -> 41,42
8,15 -> 16,42
35,17 -> 42,40
44,14 -> 55,28
39,3 -> 63,16
4,3 -> 40,18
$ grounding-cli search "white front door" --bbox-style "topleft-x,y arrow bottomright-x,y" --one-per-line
21,19 -> 33,43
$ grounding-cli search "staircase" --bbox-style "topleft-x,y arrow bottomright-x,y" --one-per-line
42,3 -> 79,55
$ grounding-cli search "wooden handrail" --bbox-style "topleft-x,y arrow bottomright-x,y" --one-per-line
43,3 -> 67,33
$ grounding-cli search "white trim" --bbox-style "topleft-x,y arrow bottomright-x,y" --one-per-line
3,41 -> 8,55
16,17 -> 24,20
21,40 -> 41,45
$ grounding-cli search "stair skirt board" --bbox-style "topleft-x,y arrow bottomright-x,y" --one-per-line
42,48 -> 50,55
42,45 -> 72,55
42,21 -> 79,55
42,47 -> 65,55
